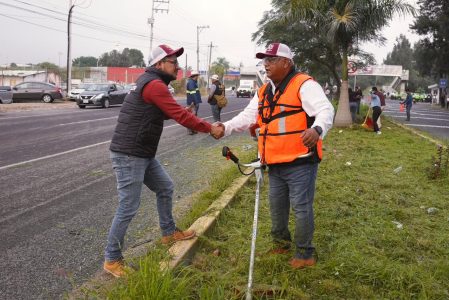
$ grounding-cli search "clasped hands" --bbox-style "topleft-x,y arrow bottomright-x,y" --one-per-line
209,122 -> 225,139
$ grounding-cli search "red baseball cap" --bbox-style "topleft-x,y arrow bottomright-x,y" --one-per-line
256,43 -> 293,59
149,44 -> 184,66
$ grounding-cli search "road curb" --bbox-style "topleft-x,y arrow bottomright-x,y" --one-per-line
160,174 -> 251,270
388,118 -> 446,147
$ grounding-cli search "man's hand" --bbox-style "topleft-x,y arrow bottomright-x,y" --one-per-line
185,103 -> 195,112
210,122 -> 225,139
301,128 -> 319,148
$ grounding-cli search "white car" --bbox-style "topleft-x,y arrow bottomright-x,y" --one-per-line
67,83 -> 93,101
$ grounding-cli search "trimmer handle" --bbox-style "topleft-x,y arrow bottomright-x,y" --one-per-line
222,146 -> 239,164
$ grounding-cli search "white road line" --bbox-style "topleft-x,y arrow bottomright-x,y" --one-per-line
0,108 -> 244,170
55,116 -> 117,126
0,141 -> 111,171
406,124 -> 449,129
384,114 -> 449,122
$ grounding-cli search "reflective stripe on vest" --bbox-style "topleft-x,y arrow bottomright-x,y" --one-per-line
187,88 -> 199,94
257,73 -> 323,164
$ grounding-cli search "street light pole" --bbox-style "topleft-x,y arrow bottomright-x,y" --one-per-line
196,25 -> 209,72
148,0 -> 169,63
67,0 -> 74,93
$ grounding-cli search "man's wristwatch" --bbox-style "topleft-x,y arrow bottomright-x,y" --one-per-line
313,126 -> 323,136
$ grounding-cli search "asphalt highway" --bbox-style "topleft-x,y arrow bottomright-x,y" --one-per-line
0,95 -> 252,299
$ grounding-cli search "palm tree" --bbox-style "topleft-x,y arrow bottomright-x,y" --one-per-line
286,0 -> 414,126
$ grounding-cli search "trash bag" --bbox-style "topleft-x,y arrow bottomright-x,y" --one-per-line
399,103 -> 405,112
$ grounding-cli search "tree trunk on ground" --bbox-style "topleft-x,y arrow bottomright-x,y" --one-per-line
333,80 -> 353,127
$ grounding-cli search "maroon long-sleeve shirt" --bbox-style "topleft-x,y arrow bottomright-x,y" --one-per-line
142,80 -> 211,133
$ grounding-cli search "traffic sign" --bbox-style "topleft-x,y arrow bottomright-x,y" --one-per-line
439,79 -> 447,88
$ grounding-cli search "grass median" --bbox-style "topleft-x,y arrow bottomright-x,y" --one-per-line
89,120 -> 449,299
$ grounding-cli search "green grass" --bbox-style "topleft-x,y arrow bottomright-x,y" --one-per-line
92,120 -> 449,299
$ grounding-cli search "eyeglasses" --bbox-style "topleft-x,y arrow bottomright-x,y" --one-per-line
163,59 -> 179,66
263,56 -> 282,64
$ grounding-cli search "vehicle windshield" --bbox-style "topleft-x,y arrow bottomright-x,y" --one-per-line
239,85 -> 251,89
85,84 -> 110,91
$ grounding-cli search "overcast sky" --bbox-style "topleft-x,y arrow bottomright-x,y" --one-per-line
1,0 -> 419,70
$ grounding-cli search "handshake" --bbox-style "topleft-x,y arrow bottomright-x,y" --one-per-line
209,122 -> 225,139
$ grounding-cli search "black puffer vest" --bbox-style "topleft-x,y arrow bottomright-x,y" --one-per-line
209,81 -> 223,105
110,67 -> 173,158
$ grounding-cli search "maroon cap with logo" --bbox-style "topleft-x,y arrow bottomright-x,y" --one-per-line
149,44 -> 184,66
256,43 -> 293,59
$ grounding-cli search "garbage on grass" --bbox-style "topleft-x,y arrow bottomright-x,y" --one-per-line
243,144 -> 254,151
345,161 -> 352,166
427,207 -> 439,215
392,221 -> 403,229
393,166 -> 403,174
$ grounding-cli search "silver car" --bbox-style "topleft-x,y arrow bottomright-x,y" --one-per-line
0,86 -> 13,104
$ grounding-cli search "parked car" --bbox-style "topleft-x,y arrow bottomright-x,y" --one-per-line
12,81 -> 63,103
236,85 -> 253,98
0,86 -> 13,104
124,83 -> 137,91
76,83 -> 126,108
67,83 -> 94,101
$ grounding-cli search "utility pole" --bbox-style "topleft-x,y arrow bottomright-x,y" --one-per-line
67,0 -> 74,93
148,0 -> 169,62
207,42 -> 217,88
185,53 -> 188,77
196,25 -> 209,72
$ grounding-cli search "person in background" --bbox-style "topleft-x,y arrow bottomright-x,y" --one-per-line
104,44 -> 222,278
370,86 -> 382,135
354,86 -> 363,114
212,43 -> 334,269
374,88 -> 386,129
348,87 -> 358,122
208,74 -> 224,122
186,70 -> 202,134
401,88 -> 413,121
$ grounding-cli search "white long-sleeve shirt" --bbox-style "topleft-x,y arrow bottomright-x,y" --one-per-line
224,79 -> 334,137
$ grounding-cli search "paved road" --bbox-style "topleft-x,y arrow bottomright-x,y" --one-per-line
382,100 -> 449,141
0,96 -> 252,299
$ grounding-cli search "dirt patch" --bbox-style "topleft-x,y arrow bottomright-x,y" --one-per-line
0,100 -> 76,112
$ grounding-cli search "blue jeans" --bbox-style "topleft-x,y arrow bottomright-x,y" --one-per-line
349,102 -> 358,122
105,151 -> 175,261
405,105 -> 411,121
268,162 -> 318,259
210,104 -> 222,122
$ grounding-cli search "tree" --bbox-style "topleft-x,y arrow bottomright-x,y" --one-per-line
411,0 -> 449,79
98,48 -> 146,67
257,0 -> 414,127
210,57 -> 230,79
383,34 -> 413,70
72,56 -> 98,67
37,62 -> 59,70
383,34 -> 434,91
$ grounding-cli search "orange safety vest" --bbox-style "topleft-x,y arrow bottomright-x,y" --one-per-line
257,73 -> 323,165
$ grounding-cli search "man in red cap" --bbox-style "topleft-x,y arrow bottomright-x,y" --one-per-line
104,44 -> 222,277
214,42 -> 334,269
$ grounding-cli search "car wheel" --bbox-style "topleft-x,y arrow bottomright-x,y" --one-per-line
78,105 -> 86,109
102,98 -> 110,108
41,94 -> 54,103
